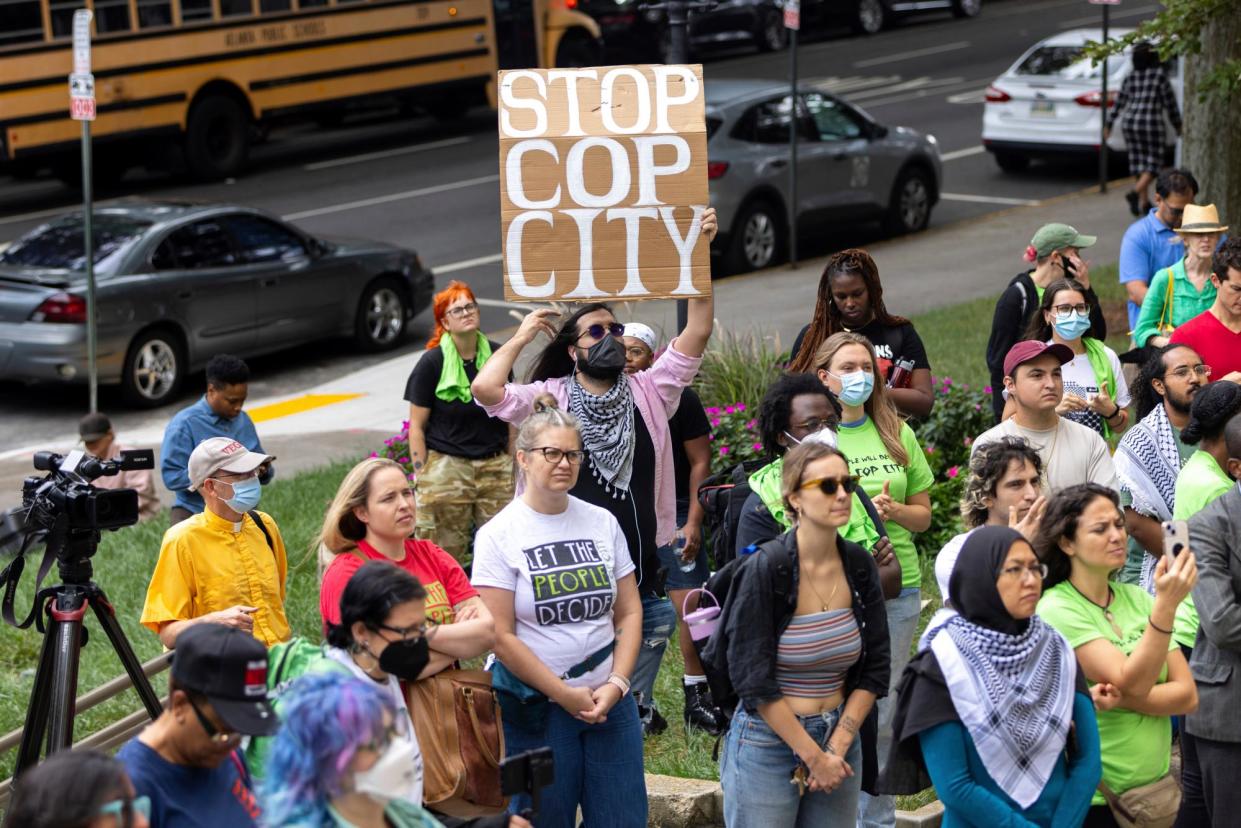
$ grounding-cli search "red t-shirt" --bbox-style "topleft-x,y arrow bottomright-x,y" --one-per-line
319,538 -> 478,628
1170,310 -> 1241,380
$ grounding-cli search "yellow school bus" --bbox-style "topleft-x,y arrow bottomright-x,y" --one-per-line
0,0 -> 601,181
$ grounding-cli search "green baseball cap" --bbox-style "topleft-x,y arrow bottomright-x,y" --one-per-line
1029,223 -> 1096,258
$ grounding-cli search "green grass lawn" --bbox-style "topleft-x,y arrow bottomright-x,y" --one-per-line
0,266 -> 1136,797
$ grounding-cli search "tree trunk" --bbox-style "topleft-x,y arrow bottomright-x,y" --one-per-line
1181,13 -> 1241,224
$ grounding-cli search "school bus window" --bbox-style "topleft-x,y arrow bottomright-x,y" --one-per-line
0,0 -> 43,45
219,0 -> 253,17
137,0 -> 173,28
260,0 -> 291,13
296,0 -> 328,8
49,0 -> 78,37
94,0 -> 134,32
179,0 -> 211,22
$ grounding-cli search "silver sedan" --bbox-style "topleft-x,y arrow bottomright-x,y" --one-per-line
0,201 -> 433,406
706,79 -> 943,274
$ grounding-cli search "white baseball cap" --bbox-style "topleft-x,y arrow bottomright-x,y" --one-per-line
622,323 -> 658,352
188,437 -> 273,492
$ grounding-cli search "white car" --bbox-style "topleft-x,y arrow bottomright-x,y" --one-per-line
981,29 -> 1181,173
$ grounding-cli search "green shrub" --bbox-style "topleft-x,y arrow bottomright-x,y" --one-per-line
694,327 -> 784,412
703,403 -> 766,474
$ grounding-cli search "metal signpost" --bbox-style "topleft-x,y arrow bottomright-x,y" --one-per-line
785,0 -> 799,266
70,9 -> 98,413
1089,0 -> 1119,194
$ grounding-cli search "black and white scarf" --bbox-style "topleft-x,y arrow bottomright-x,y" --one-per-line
927,612 -> 1076,808
1115,403 -> 1181,591
567,372 -> 635,498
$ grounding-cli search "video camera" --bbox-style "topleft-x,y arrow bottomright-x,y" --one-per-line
21,448 -> 154,534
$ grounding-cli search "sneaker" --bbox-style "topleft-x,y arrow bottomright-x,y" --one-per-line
683,682 -> 724,737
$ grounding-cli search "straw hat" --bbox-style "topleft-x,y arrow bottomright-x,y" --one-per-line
1177,203 -> 1229,234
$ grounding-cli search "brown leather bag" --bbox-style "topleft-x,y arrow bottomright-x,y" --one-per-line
406,669 -> 507,810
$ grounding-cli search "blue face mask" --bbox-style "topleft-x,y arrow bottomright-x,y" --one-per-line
830,370 -> 875,407
1052,311 -> 1091,341
217,477 -> 261,513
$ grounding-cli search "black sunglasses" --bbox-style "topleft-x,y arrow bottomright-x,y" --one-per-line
186,695 -> 239,744
798,475 -> 860,496
577,322 -> 625,343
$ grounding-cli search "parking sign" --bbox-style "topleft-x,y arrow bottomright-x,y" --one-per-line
784,0 -> 800,30
70,11 -> 95,121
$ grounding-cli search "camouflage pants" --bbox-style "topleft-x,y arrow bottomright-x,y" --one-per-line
414,450 -> 514,567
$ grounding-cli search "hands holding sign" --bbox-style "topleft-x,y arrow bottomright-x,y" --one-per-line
498,65 -> 713,303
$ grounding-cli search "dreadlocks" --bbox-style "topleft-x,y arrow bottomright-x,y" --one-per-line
788,248 -> 908,372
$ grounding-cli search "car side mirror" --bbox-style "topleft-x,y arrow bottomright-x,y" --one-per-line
869,124 -> 888,140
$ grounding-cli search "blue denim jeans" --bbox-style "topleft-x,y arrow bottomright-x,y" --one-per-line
630,594 -> 676,707
503,694 -> 647,828
857,587 -> 921,828
721,704 -> 863,828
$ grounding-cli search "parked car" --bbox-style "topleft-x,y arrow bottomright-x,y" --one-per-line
843,0 -> 981,36
0,201 -> 433,407
982,29 -> 1181,172
706,79 -> 942,274
688,0 -> 789,54
578,0 -> 668,62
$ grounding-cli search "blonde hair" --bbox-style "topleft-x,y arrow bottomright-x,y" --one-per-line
315,457 -> 407,575
813,332 -> 908,467
515,394 -> 581,454
780,440 -> 849,522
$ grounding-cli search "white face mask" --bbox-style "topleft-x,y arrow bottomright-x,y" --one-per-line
353,736 -> 418,804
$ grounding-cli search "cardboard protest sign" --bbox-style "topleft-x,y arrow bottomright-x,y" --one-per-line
498,65 -> 710,302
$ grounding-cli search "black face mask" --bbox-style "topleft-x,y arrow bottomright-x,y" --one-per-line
576,335 -> 626,381
375,637 -> 430,682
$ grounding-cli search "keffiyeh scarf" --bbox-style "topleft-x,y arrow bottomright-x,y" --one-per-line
568,372 -> 635,498
925,613 -> 1076,809
1114,403 -> 1181,590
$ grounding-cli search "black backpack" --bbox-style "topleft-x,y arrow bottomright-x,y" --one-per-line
696,458 -> 767,570
694,539 -> 796,729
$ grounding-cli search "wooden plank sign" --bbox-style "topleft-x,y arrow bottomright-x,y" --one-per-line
498,65 -> 711,302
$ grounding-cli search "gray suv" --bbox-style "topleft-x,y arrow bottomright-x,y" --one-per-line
0,201 -> 433,407
706,79 -> 942,274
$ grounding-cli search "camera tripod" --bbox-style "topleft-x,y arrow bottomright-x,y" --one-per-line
11,524 -> 163,777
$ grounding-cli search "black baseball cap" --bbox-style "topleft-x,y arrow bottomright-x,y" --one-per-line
171,624 -> 278,736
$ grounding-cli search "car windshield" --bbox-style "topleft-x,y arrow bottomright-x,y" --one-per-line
1014,45 -> 1125,80
0,214 -> 151,272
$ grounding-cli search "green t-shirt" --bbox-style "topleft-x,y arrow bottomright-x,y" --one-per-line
837,417 -> 933,588
1038,581 -> 1178,803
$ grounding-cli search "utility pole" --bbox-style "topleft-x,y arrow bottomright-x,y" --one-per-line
1092,0 -> 1116,193
70,9 -> 98,413
787,0 -> 799,266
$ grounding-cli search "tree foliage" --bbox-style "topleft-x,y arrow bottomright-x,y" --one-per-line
1082,0 -> 1241,101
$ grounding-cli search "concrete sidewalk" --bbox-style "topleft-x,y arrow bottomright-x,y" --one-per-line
0,182 -> 1136,510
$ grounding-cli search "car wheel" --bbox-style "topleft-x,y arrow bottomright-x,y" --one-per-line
884,167 -> 933,235
850,0 -> 885,35
951,0 -> 980,18
184,95 -> 250,181
121,328 -> 184,408
757,11 -> 788,51
726,200 -> 784,274
994,151 -> 1030,173
354,278 -> 408,352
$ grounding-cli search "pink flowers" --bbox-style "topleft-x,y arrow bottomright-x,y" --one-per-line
752,442 -> 763,452
946,466 -> 960,479
719,446 -> 731,457
962,436 -> 973,447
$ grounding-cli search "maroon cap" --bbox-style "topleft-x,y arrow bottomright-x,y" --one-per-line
1003,341 -> 1074,378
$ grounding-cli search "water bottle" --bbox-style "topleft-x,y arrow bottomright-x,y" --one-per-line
675,530 -> 696,573
888,358 -> 915,389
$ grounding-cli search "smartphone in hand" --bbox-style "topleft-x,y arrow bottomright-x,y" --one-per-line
1161,520 -> 1189,565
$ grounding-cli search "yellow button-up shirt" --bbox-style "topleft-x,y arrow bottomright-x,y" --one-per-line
141,508 -> 291,646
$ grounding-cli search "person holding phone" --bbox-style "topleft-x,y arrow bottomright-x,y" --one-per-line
985,224 -> 1106,422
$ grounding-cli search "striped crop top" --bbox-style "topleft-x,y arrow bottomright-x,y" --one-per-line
776,608 -> 862,699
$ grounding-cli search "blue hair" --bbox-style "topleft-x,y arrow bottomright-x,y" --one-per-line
258,672 -> 394,827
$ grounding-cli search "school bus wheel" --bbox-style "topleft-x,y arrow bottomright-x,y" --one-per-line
184,94 -> 251,181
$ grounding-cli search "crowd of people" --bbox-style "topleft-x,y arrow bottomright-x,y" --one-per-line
9,176 -> 1241,828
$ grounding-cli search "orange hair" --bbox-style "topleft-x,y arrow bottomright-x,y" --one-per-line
427,280 -> 477,349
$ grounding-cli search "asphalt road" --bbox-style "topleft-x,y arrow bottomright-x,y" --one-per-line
0,0 -> 1158,453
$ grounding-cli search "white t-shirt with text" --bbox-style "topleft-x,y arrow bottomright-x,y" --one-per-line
472,497 -> 635,688
1054,342 -> 1131,435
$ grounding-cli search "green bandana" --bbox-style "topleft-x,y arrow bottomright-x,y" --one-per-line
435,332 -> 491,404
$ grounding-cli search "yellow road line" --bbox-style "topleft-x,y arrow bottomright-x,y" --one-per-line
248,393 -> 363,423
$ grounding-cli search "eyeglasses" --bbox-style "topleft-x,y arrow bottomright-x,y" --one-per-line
1052,303 -> 1090,316
1000,563 -> 1049,581
577,322 -> 625,343
529,446 -> 586,465
360,723 -> 402,754
186,696 -> 240,745
445,302 -> 479,319
791,418 -> 837,433
374,621 -> 431,643
1166,364 -> 1212,380
798,475 -> 860,496
98,795 -> 151,827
